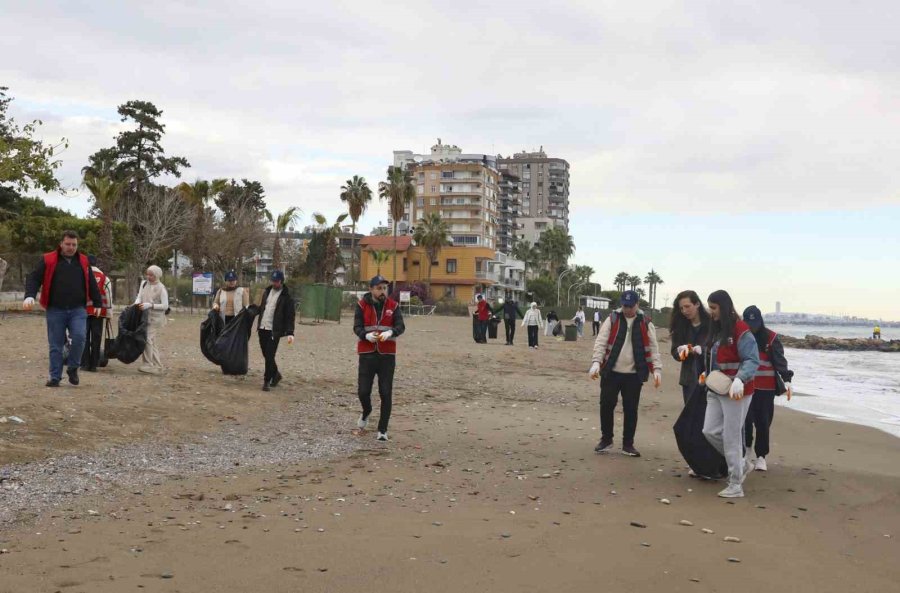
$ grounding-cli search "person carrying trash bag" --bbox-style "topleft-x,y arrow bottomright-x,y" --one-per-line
200,309 -> 225,365
212,270 -> 249,324
256,270 -> 295,392
114,304 -> 149,364
214,304 -> 260,375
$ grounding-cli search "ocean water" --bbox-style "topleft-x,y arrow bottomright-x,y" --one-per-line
766,325 -> 900,437
769,323 -> 895,341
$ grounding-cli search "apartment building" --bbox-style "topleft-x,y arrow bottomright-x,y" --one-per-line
498,148 -> 570,245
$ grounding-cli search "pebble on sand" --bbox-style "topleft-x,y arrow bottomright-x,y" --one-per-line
724,536 -> 741,543
630,521 -> 647,528
679,520 -> 694,526
659,498 -> 671,505
727,557 -> 741,563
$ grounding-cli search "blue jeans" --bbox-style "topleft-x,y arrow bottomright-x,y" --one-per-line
46,307 -> 87,380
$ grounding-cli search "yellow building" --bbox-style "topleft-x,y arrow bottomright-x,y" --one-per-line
359,236 -> 495,302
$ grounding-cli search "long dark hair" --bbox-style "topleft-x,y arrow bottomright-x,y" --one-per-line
669,290 -> 710,343
707,290 -> 738,346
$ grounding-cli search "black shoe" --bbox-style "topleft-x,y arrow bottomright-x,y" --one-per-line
85,366 -> 98,373
270,372 -> 283,387
622,444 -> 641,457
262,381 -> 270,392
594,440 -> 613,453
66,367 -> 79,386
45,379 -> 60,388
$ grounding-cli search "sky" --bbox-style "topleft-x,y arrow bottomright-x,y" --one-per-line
2,0 -> 898,319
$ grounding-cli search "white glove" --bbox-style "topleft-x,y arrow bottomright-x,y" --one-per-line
141,302 -> 153,311
212,303 -> 220,311
589,361 -> 600,379
729,377 -> 745,399
784,382 -> 792,401
379,330 -> 393,341
676,344 -> 690,361
653,370 -> 662,388
22,297 -> 35,311
365,332 -> 379,343
287,336 -> 294,345
692,345 -> 702,355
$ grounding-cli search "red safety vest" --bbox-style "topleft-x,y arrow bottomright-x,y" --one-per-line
602,311 -> 655,374
715,319 -> 755,397
86,268 -> 111,317
754,330 -> 778,391
357,297 -> 399,355
39,250 -> 91,309
477,299 -> 491,321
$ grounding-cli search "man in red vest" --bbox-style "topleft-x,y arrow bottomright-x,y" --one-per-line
24,230 -> 103,387
353,275 -> 405,442
81,255 -> 113,372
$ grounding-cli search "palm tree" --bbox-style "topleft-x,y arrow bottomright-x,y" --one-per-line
627,275 -> 642,291
175,178 -> 227,271
412,212 -> 452,296
340,175 -> 373,287
377,166 -> 415,286
83,172 -> 126,270
370,249 -> 391,275
312,212 -> 349,285
270,206 -> 302,270
643,269 -> 664,311
538,226 -> 575,278
614,272 -> 629,292
511,239 -> 542,281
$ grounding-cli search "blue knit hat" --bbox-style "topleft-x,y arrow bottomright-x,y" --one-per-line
271,270 -> 285,282
224,270 -> 237,281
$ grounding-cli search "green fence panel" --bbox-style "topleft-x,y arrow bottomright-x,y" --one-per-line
298,284 -> 342,322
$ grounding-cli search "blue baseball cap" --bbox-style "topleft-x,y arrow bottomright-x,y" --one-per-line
369,275 -> 388,287
271,270 -> 285,282
743,305 -> 763,327
224,270 -> 237,281
621,290 -> 639,307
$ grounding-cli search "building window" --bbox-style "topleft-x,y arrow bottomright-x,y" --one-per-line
431,185 -> 436,193
444,285 -> 456,298
446,259 -> 457,273
403,257 -> 407,272
430,172 -> 437,180
417,197 -> 424,207
441,171 -> 454,179
417,185 -> 424,195
430,198 -> 436,206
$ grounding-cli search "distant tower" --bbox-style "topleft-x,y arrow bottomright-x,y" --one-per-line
776,301 -> 782,314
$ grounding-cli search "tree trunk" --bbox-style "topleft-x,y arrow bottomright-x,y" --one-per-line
100,212 -> 114,271
0,257 -> 8,292
351,222 -> 357,287
392,223 -> 398,292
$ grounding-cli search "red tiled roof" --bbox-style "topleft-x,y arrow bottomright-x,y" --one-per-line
359,236 -> 413,251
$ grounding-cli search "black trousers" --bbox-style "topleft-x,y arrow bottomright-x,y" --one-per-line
681,382 -> 704,406
527,325 -> 539,347
592,321 -> 600,335
745,389 -> 775,457
81,316 -> 104,369
599,371 -> 644,446
257,329 -> 281,383
358,353 -> 396,433
504,319 -> 516,344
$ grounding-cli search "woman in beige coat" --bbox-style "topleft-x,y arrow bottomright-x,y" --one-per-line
134,265 -> 169,374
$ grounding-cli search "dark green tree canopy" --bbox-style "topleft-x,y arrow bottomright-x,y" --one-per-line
214,179 -> 267,223
0,87 -> 68,194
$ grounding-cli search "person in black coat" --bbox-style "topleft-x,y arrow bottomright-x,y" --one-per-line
493,296 -> 524,345
256,270 -> 295,391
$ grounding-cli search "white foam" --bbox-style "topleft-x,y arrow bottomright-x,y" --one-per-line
778,348 -> 900,438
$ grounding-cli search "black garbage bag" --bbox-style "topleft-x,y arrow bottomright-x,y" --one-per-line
212,305 -> 259,375
673,385 -> 727,479
115,305 -> 148,364
552,321 -> 562,337
488,316 -> 500,339
200,310 -> 224,365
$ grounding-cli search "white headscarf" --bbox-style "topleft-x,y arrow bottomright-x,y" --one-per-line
146,265 -> 163,284
530,302 -> 538,309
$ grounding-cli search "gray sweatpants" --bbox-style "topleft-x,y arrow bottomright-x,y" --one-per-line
703,392 -> 753,486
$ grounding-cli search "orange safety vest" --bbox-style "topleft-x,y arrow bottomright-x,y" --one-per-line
39,250 -> 91,309
357,297 -> 399,355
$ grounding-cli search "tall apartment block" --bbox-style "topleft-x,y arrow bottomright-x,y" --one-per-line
498,149 -> 570,246
393,140 -> 500,250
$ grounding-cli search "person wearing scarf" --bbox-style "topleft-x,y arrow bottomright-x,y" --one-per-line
134,265 -> 169,374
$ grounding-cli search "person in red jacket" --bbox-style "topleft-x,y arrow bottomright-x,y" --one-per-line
23,230 -> 103,387
81,255 -> 113,372
475,293 -> 491,344
353,275 -> 405,442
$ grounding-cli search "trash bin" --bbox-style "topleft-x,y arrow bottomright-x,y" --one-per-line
472,314 -> 480,343
488,317 -> 500,339
564,324 -> 578,341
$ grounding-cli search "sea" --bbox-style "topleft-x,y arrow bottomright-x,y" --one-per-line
768,324 -> 900,438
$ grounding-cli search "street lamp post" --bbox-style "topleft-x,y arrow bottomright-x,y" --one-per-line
568,280 -> 586,305
556,268 -> 575,307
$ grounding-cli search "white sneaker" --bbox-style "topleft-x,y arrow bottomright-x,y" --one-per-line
740,458 -> 754,484
376,432 -> 388,442
754,457 -> 767,472
718,484 -> 745,498
357,414 -> 369,430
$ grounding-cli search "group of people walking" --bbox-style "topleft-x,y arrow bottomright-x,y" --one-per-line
588,288 -> 794,499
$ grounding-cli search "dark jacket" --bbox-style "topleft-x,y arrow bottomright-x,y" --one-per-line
256,285 -> 295,338
767,335 -> 794,395
354,293 -> 405,343
547,311 -> 559,323
26,249 -> 102,310
494,300 -> 524,320
670,322 -> 709,387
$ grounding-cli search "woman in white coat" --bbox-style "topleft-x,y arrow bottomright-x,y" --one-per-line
134,265 -> 169,374
521,302 -> 544,349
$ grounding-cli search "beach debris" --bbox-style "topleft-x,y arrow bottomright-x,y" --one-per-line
640,542 -> 651,547
0,416 -> 26,424
724,536 -> 741,543
659,498 -> 671,505
701,528 -> 714,534
679,520 -> 694,526
727,557 -> 741,563
432,521 -> 443,527
690,578 -> 701,582
87,510 -> 99,516
630,521 -> 647,528
0,549 -> 9,554
161,572 -> 174,579
501,533 -> 511,539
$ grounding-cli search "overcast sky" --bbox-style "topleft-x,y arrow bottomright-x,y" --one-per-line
3,0 -> 898,319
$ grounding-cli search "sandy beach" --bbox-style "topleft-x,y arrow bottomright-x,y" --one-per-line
1,312 -> 898,592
